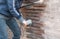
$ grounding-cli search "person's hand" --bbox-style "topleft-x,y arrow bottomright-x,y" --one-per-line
23,19 -> 32,26
33,0 -> 44,4
19,17 -> 32,26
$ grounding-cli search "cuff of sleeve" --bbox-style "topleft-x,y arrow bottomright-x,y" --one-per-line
17,15 -> 21,19
18,16 -> 25,23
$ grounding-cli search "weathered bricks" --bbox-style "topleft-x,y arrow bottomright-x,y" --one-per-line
20,0 -> 46,39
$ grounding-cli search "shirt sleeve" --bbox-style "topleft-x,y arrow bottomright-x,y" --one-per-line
7,0 -> 22,19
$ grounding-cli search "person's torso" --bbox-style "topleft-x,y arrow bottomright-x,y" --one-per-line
0,0 -> 21,17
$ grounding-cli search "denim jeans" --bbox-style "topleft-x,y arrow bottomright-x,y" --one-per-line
0,14 -> 21,39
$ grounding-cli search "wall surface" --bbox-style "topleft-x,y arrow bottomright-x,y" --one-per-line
20,0 -> 46,39
8,0 -> 60,39
43,0 -> 60,39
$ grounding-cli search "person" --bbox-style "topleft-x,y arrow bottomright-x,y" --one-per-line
0,0 -> 32,39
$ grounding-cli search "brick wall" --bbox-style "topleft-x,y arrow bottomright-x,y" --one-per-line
8,0 -> 60,39
20,0 -> 47,39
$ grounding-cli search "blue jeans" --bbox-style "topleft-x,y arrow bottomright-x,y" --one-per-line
0,14 -> 21,39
